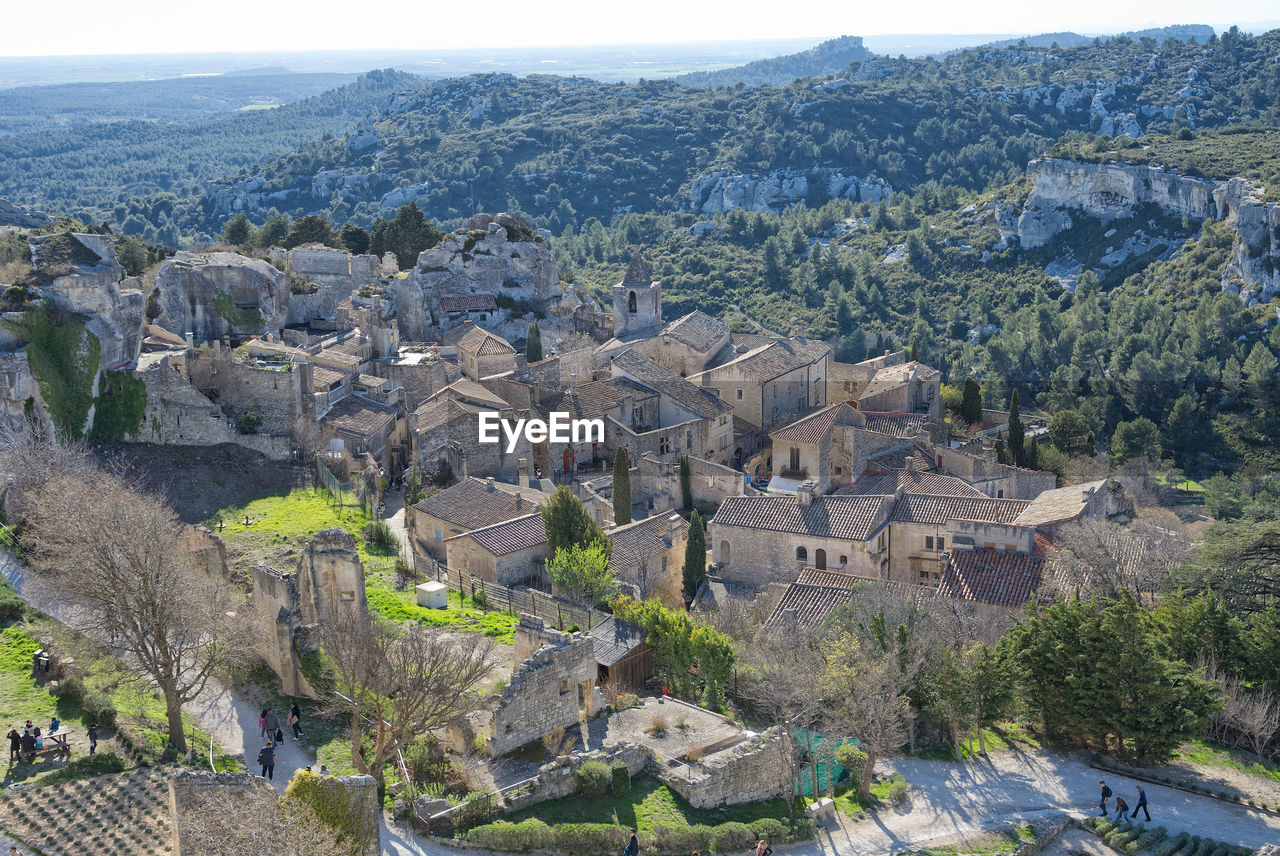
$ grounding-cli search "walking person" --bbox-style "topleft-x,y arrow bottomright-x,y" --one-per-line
258,741 -> 277,781
88,723 -> 98,756
288,703 -> 303,739
1133,786 -> 1151,821
624,828 -> 639,856
262,709 -> 281,744
1113,795 -> 1130,821
754,840 -> 772,856
1098,780 -> 1113,816
7,728 -> 21,762
258,710 -> 268,739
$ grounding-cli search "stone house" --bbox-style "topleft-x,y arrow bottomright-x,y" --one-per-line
827,348 -> 907,402
586,616 -> 653,691
612,252 -> 663,337
709,483 -> 894,589
439,293 -> 498,326
320,391 -> 409,471
887,494 -> 1034,585
633,452 -> 748,515
689,336 -> 830,431
1011,479 -> 1124,529
411,378 -> 532,481
854,361 -> 944,419
443,321 -> 519,380
934,442 -> 1058,499
619,310 -> 732,377
607,349 -> 734,466
408,476 -> 547,562
444,513 -> 550,588
182,346 -> 316,436
608,512 -> 689,605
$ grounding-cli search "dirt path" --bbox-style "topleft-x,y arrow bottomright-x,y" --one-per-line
185,678 -> 313,792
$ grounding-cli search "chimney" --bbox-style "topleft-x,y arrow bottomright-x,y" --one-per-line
904,454 -> 916,470
462,320 -> 474,330
516,494 -> 524,510
668,513 -> 681,540
518,457 -> 529,488
884,349 -> 891,357
485,478 -> 495,492
184,332 -> 194,353
796,480 -> 816,506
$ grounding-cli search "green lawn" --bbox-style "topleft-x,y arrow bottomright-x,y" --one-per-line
914,720 -> 1041,762
506,775 -> 795,837
833,772 -> 908,816
203,488 -> 376,572
1174,739 -> 1280,783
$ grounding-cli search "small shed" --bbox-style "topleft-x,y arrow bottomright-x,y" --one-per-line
587,616 -> 653,692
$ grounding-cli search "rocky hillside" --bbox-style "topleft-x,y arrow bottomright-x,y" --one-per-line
674,35 -> 873,88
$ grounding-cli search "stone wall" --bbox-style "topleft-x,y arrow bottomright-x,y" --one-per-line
486,615 -> 601,757
185,347 -> 314,435
658,725 -> 791,808
374,356 -> 448,409
502,742 -> 649,813
0,349 -> 53,439
634,453 -> 746,514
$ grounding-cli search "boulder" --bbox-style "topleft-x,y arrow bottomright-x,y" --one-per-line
152,252 -> 289,342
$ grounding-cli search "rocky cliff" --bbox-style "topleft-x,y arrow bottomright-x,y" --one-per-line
152,252 -> 289,342
390,213 -> 575,341
1014,158 -> 1280,304
0,198 -> 53,230
686,168 -> 891,215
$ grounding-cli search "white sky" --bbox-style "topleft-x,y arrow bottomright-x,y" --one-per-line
4,0 -> 1275,56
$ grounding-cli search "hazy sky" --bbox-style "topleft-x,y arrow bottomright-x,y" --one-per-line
6,0 -> 1275,56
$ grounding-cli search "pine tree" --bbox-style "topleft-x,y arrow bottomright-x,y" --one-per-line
1007,388 -> 1024,466
682,510 -> 707,605
612,447 -> 632,526
678,455 -> 692,511
541,486 -> 609,555
526,322 -> 543,363
960,378 -> 983,426
221,212 -> 251,246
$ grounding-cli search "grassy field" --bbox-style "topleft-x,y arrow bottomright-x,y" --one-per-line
833,772 -> 908,816
506,775 -> 795,837
913,720 -> 1042,762
1174,739 -> 1280,783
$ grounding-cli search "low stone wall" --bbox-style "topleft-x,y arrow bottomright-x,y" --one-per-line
657,725 -> 791,809
502,742 -> 648,813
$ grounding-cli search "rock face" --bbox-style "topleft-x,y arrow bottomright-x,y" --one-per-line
0,198 -> 53,230
0,350 -> 53,439
1015,158 -> 1280,304
390,212 -> 565,341
28,232 -> 144,369
152,252 -> 289,342
686,168 -> 891,214
285,244 -> 380,324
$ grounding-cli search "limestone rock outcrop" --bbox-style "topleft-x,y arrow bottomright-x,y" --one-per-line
152,252 -> 289,342
686,168 -> 891,214
0,350 -> 53,438
0,198 -> 53,230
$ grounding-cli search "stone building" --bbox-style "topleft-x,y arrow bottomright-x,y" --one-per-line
689,336 -> 830,431
633,452 -> 748,514
615,310 -> 731,377
284,244 -> 380,325
855,360 -> 944,419
409,476 -> 547,562
607,349 -> 734,465
444,513 -> 550,588
608,513 -> 689,605
183,346 -> 316,436
827,348 -> 907,402
443,320 -> 519,380
936,548 -> 1047,618
612,252 -> 662,337
411,378 -> 532,481
887,494 -> 1034,585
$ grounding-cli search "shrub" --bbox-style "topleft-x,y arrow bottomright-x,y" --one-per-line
237,411 -> 263,434
552,822 -> 626,856
1153,832 -> 1189,856
713,821 -> 757,853
835,742 -> 868,774
650,824 -> 715,856
609,760 -> 631,797
284,771 -> 380,852
576,760 -> 611,798
786,818 -> 817,842
40,751 -> 126,785
467,819 -> 553,852
0,575 -> 22,623
363,520 -> 400,553
83,690 -> 118,728
648,713 -> 668,737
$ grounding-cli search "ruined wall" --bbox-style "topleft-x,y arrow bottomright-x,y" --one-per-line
249,564 -> 316,699
502,742 -> 649,813
294,528 -> 369,625
658,726 -> 791,809
184,348 -> 313,435
635,453 -> 747,509
487,615 -> 600,757
374,357 -> 448,410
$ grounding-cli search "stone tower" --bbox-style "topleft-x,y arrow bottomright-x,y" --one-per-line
612,250 -> 662,337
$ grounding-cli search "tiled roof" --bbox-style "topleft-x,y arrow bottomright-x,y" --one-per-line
464,513 -> 547,556
563,377 -> 656,422
431,378 -> 512,410
861,361 -> 942,398
859,411 -> 933,438
610,349 -> 732,420
414,397 -> 472,433
713,495 -> 890,541
764,582 -> 854,628
866,443 -> 937,473
440,294 -> 497,312
665,311 -> 729,353
730,335 -> 832,364
414,478 -> 545,530
444,324 -> 516,356
587,616 -> 650,666
311,366 -> 348,391
1013,479 -> 1108,527
939,549 -> 1046,608
838,470 -> 985,498
609,514 -> 687,582
795,568 -> 861,588
622,250 -> 653,285
770,403 -> 857,444
726,342 -> 813,382
320,394 -> 400,437
892,494 -> 1031,526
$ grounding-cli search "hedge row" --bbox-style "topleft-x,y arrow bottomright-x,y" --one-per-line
465,816 -> 815,855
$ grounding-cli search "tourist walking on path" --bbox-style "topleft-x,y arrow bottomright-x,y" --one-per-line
258,742 -> 277,780
1133,786 -> 1151,821
87,723 -> 98,755
262,709 -> 281,744
755,840 -> 773,856
288,703 -> 303,739
625,829 -> 639,856
1099,780 -> 1113,816
258,710 -> 267,739
1114,796 -> 1130,819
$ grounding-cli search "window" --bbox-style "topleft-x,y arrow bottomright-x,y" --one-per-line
937,536 -> 945,551
659,435 -> 671,454
628,291 -> 638,313
789,447 -> 800,471
839,555 -> 848,565
844,381 -> 853,391
721,540 -> 730,564
434,529 -> 442,541
925,536 -> 934,551
736,388 -> 744,400
686,431 -> 693,449
815,549 -> 826,570
835,466 -> 843,475
997,489 -> 1004,498
559,678 -> 571,696
662,557 -> 668,572
796,546 -> 808,562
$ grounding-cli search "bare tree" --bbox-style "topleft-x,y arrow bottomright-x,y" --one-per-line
321,610 -> 495,790
16,465 -> 247,754
1044,515 -> 1190,607
173,777 -> 354,856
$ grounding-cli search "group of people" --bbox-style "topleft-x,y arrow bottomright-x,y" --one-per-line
256,703 -> 303,781
5,718 -> 90,764
1099,780 -> 1152,821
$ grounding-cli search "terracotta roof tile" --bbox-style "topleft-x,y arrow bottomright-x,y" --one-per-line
414,478 -> 545,531
859,411 -> 932,438
664,311 -> 730,353
938,549 -> 1046,608
861,361 -> 942,398
610,349 -> 732,420
320,394 -> 400,437
866,443 -> 937,473
764,582 -> 854,628
838,471 -> 985,498
444,324 -> 516,356
770,403 -> 858,444
609,514 -> 687,582
440,294 -> 498,312
465,513 -> 547,556
891,495 -> 1031,525
713,495 -> 890,541
795,568 -> 861,588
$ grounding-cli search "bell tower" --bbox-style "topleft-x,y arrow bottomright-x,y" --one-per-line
611,250 -> 662,337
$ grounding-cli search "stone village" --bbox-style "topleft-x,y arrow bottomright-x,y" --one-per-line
0,211 -> 1199,854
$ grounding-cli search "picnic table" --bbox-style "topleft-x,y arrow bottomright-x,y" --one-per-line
20,731 -> 73,763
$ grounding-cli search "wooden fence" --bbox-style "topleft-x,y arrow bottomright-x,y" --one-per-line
413,554 -> 609,633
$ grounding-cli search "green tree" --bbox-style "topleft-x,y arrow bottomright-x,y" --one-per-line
994,432 -> 1009,465
1007,388 -> 1024,466
612,446 -> 632,526
114,235 -> 148,277
221,212 -> 252,246
960,377 -> 983,425
678,455 -> 692,510
1111,417 -> 1162,465
1027,436 -> 1039,470
284,214 -> 337,249
541,485 -> 608,555
682,510 -> 707,605
546,540 -> 615,607
339,223 -> 370,255
525,321 -> 543,363
255,214 -> 290,248
1048,408 -> 1095,457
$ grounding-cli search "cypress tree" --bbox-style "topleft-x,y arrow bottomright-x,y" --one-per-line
683,510 -> 707,605
612,446 -> 632,525
1007,388 -> 1024,466
525,321 -> 543,363
679,455 -> 692,510
995,432 -> 1009,465
1028,436 -> 1040,470
909,340 -> 918,361
960,377 -> 983,425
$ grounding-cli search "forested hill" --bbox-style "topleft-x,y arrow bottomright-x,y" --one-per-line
673,35 -> 873,87
179,27 -> 1280,240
